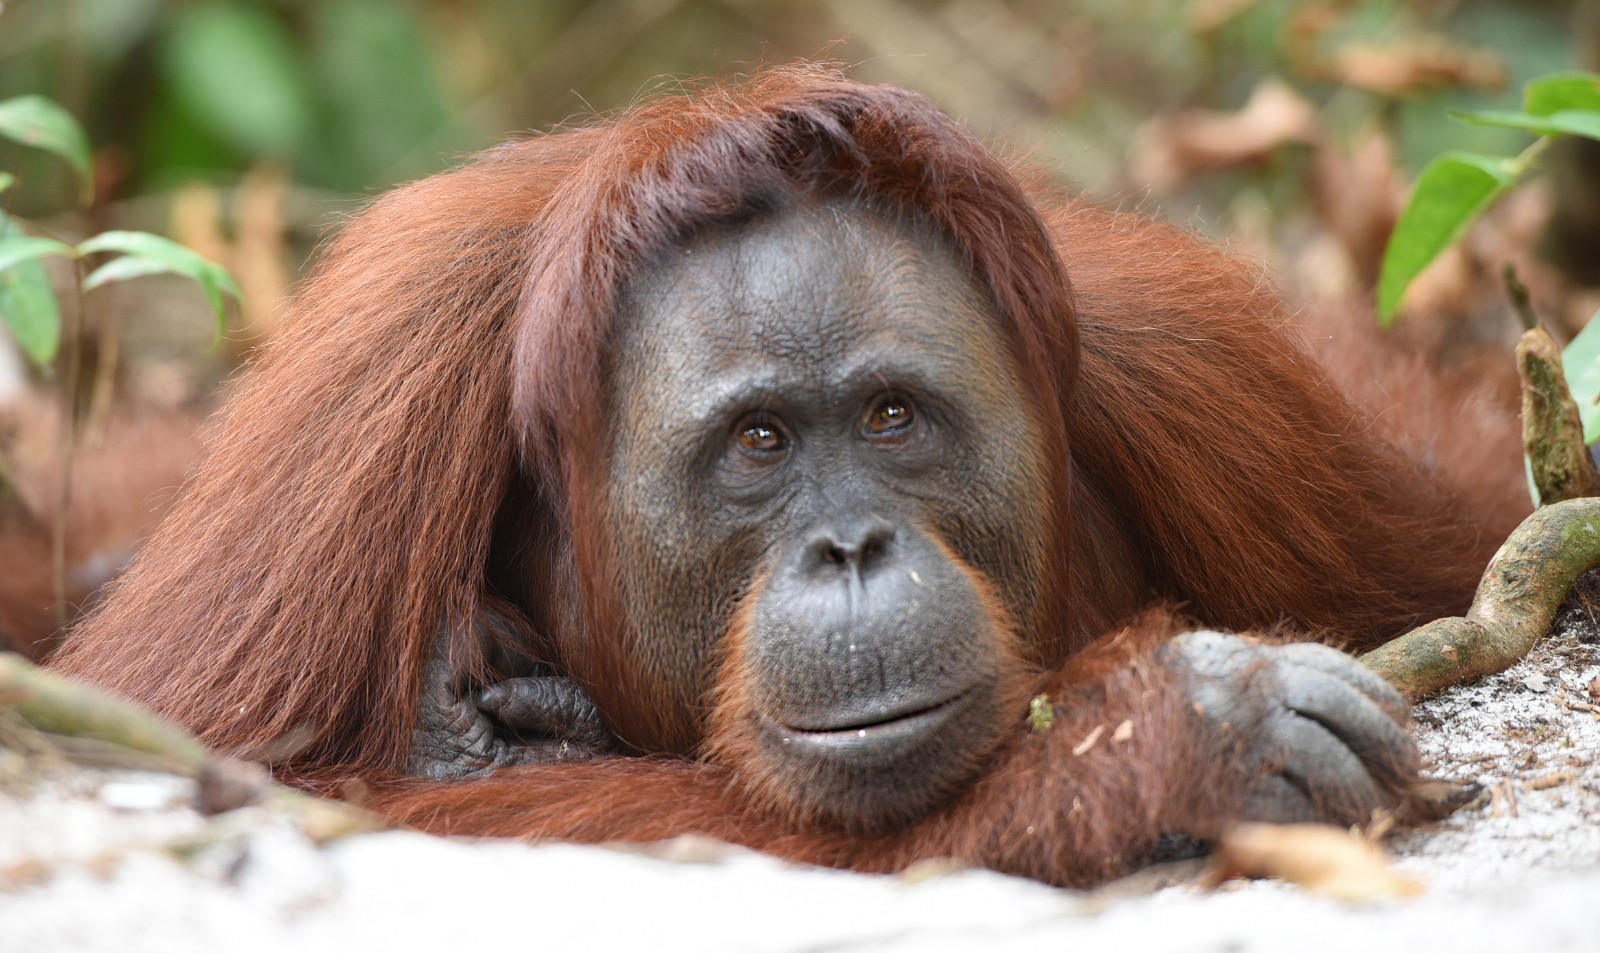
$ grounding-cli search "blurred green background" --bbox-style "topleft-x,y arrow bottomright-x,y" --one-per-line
0,1 -> 1582,218
0,0 -> 1595,386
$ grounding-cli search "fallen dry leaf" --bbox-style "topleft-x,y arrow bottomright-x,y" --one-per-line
1202,823 -> 1425,903
1128,78 -> 1316,193
1491,779 -> 1521,819
1325,36 -> 1505,97
1524,673 -> 1553,693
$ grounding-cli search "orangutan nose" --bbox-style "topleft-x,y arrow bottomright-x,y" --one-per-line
801,512 -> 897,576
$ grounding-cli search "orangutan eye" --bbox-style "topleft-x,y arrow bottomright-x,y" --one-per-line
864,396 -> 915,436
735,415 -> 789,456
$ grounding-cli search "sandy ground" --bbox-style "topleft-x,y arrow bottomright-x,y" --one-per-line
2,627 -> 1597,952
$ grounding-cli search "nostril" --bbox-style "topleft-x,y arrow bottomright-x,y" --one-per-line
858,518 -> 895,562
803,514 -> 897,572
859,532 -> 887,563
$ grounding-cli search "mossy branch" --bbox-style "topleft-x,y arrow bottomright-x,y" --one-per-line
1362,497 -> 1600,697
1,650 -> 210,769
1519,325 -> 1600,504
0,651 -> 380,840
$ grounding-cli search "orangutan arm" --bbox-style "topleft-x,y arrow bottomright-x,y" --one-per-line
378,625 -> 1416,887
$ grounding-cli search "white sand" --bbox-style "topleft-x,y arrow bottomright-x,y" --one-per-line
3,630 -> 1597,952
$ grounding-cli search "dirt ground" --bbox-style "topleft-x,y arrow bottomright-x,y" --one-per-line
2,622 -> 1598,952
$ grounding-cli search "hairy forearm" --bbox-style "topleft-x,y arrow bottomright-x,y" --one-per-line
370,637 -> 1236,887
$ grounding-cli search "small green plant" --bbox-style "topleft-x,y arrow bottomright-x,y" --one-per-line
0,94 -> 238,371
0,93 -> 239,627
1378,72 -> 1600,329
1380,72 -> 1600,451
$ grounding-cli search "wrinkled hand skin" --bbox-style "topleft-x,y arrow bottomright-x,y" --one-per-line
407,654 -> 615,780
1161,631 -> 1421,826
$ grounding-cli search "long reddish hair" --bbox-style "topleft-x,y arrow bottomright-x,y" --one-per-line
51,64 -> 1084,767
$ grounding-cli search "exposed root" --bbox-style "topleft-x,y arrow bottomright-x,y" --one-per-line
1362,498 -> 1600,697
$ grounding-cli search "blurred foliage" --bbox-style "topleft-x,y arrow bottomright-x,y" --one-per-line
1379,72 -> 1600,324
0,0 -> 1591,618
0,89 -> 236,385
0,0 -> 1592,389
0,0 -> 1584,212
0,0 -> 1590,650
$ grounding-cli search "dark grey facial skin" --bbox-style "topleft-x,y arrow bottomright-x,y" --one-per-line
606,202 -> 1051,827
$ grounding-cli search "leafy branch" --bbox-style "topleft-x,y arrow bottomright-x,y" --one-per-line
1378,72 -> 1600,327
0,94 -> 238,626
0,94 -> 238,366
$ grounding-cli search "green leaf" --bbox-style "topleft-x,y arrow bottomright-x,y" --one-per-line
77,230 -> 239,334
163,4 -> 311,158
1452,108 -> 1600,142
0,235 -> 75,275
76,231 -> 241,296
0,213 -> 63,367
82,255 -> 183,290
84,256 -> 224,328
0,172 -> 13,195
1524,73 -> 1600,118
1564,306 -> 1600,445
1378,153 -> 1515,326
0,95 -> 94,204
